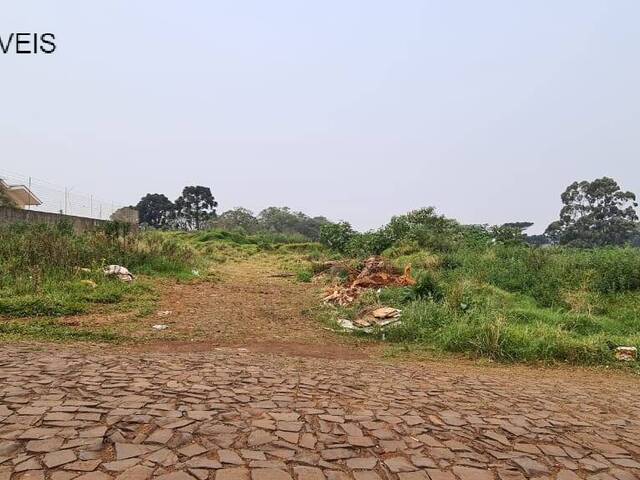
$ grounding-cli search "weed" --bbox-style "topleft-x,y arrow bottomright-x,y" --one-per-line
296,270 -> 313,283
411,271 -> 445,302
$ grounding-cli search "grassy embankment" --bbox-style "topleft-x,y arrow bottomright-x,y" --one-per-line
321,224 -> 640,367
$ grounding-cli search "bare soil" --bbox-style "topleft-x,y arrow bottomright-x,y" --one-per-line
118,257 -> 378,359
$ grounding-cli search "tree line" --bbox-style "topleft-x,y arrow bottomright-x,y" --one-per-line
135,186 -> 331,241
319,176 -> 639,251
134,177 -> 639,248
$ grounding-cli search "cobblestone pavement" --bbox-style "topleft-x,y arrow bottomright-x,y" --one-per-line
1,345 -> 639,480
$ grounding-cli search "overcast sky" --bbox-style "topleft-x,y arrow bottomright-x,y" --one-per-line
2,1 -> 639,232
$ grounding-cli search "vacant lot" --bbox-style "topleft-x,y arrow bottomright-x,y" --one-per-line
1,224 -> 639,370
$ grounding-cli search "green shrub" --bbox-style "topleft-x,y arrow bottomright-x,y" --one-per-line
587,248 -> 640,293
411,271 -> 445,302
319,222 -> 356,253
383,297 -> 638,365
0,295 -> 86,317
314,207 -> 640,366
345,230 -> 394,257
296,270 -> 313,283
192,228 -> 309,247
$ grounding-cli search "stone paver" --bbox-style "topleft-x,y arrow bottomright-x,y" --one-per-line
0,345 -> 639,480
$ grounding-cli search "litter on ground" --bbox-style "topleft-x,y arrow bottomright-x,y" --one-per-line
152,324 -> 169,330
337,318 -> 360,332
372,306 -> 402,319
322,286 -> 362,306
336,306 -> 403,333
79,279 -> 97,289
104,265 -> 134,282
614,346 -> 637,362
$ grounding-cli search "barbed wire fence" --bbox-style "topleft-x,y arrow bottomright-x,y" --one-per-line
0,168 -> 126,220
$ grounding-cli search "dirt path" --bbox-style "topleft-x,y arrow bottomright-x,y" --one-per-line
135,258 -> 374,359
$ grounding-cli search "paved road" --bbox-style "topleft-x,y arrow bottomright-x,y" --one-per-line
1,345 -> 638,480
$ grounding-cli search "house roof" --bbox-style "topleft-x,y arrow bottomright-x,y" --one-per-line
0,179 -> 42,207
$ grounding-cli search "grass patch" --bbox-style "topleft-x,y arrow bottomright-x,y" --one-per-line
0,223 -> 199,319
0,319 -> 119,342
365,280 -> 640,366
296,269 -> 313,283
0,296 -> 85,317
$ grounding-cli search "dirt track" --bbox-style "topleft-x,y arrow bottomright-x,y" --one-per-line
130,259 -> 376,359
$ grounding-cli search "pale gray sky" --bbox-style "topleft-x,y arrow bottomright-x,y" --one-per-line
2,1 -> 639,232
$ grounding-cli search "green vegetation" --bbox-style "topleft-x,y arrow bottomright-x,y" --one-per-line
321,207 -> 640,366
4,175 -> 640,365
545,177 -> 638,247
0,319 -> 118,342
0,222 -> 198,320
170,228 -> 324,264
137,184 -> 331,241
295,269 -> 314,283
168,228 -> 326,285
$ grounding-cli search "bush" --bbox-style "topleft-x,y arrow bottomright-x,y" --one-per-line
345,230 -> 394,257
384,296 -> 638,365
319,222 -> 355,253
0,319 -> 118,342
410,271 -> 445,302
0,296 -> 85,317
193,228 -> 309,246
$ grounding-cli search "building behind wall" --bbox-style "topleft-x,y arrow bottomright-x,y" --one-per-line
0,178 -> 42,208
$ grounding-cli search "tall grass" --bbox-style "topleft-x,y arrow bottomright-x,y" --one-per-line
346,241 -> 640,365
0,222 -> 196,317
190,228 -> 311,246
444,245 -> 640,306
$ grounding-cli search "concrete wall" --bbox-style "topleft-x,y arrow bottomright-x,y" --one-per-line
0,207 -> 126,233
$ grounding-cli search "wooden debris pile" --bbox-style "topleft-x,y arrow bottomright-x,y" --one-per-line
337,306 -> 403,332
322,256 -> 415,306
